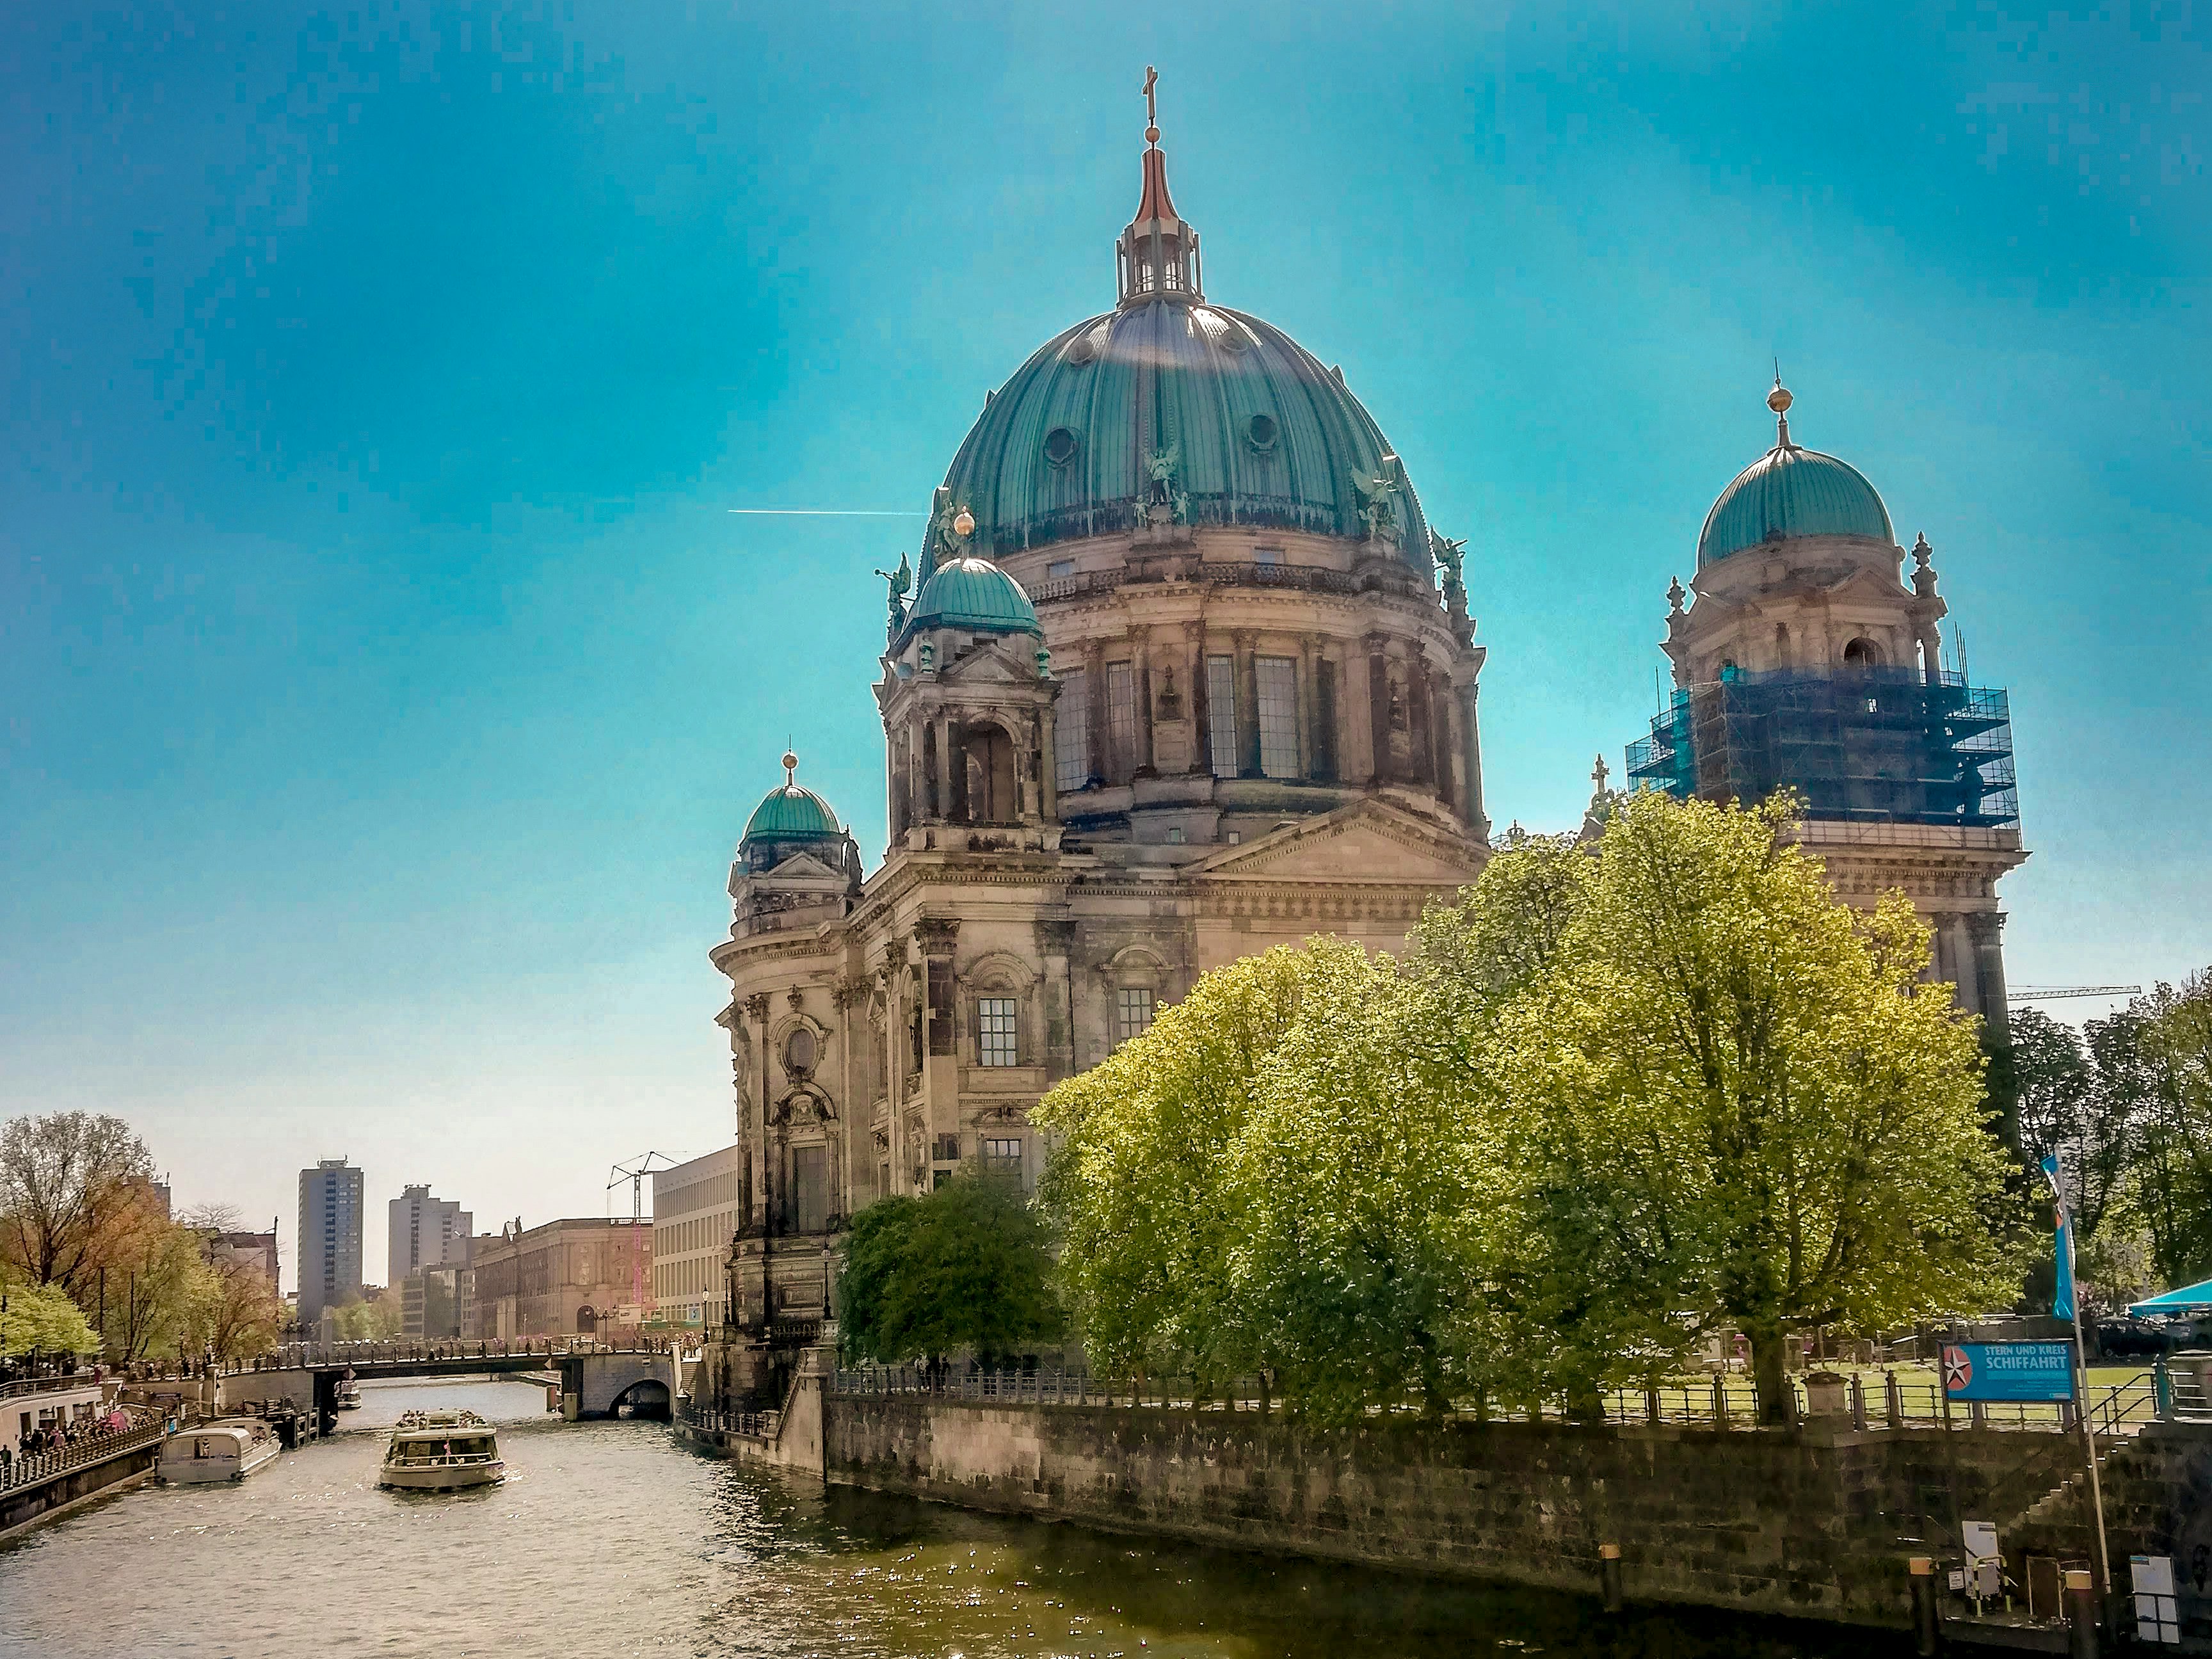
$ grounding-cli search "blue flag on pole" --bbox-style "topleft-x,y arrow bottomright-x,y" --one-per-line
2042,1153 -> 2076,1322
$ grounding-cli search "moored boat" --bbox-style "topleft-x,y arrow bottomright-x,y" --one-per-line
333,1374 -> 362,1411
377,1408 -> 503,1492
157,1418 -> 282,1484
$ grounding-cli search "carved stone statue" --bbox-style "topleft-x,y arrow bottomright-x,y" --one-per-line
1429,529 -> 1468,612
1352,456 -> 1404,541
874,552 -> 912,644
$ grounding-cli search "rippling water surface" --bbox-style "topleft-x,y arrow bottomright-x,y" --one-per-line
1,1377 -> 1909,1658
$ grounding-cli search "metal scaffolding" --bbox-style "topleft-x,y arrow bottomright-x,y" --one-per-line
1626,667 -> 2017,829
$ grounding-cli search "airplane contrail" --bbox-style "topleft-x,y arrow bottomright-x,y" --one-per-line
726,508 -> 924,516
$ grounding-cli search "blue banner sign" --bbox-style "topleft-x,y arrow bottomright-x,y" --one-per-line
1941,1341 -> 2076,1403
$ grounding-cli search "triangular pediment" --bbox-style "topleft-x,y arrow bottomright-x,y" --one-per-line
938,641 -> 1033,686
1190,797 -> 1484,886
761,851 -> 844,883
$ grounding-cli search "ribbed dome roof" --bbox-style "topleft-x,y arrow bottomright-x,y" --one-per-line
1698,390 -> 1893,567
902,555 -> 1039,640
741,779 -> 842,846
922,302 -> 1433,574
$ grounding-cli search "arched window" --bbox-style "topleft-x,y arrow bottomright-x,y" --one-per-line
1773,623 -> 1793,668
961,726 -> 1017,824
1842,637 -> 1883,671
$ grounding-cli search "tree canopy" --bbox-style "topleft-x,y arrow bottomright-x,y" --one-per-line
1040,790 -> 2030,1425
837,1171 -> 1061,1366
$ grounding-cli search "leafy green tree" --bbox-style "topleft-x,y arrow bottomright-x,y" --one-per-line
2124,973 -> 2212,1287
1036,946 -> 1320,1385
332,1285 -> 405,1342
0,1272 -> 100,1358
836,1172 -> 1060,1366
1473,792 -> 2023,1423
1223,937 -> 1500,1423
104,1201 -> 214,1363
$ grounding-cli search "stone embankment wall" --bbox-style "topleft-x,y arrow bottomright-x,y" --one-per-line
0,1440 -> 163,1543
821,1397 -> 2046,1628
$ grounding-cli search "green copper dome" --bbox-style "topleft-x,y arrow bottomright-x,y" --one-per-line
921,300 -> 1434,575
902,555 -> 1039,640
1698,390 -> 1893,567
741,776 -> 843,846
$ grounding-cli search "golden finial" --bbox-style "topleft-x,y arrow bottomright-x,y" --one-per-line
1767,365 -> 1794,447
782,749 -> 798,788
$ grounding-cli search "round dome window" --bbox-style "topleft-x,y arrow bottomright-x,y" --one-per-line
1246,414 -> 1279,453
1043,427 -> 1080,468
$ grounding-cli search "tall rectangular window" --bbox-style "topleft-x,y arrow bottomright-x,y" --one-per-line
1257,656 -> 1299,778
1206,655 -> 1238,778
1055,669 -> 1091,792
791,1145 -> 828,1235
1105,662 -> 1135,777
1315,659 -> 1338,781
978,998 -> 1018,1066
981,1137 -> 1023,1183
1114,987 -> 1155,1045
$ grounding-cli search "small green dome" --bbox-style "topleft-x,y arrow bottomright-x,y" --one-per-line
903,555 -> 1039,639
741,779 -> 842,846
1698,394 -> 1893,567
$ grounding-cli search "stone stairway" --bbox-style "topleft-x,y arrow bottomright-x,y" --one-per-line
2005,1420 -> 2207,1567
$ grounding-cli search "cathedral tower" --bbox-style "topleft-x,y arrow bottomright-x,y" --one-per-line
1626,381 -> 2029,1143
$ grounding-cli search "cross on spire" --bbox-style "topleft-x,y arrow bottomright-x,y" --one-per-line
1144,65 -> 1158,136
1591,752 -> 1610,793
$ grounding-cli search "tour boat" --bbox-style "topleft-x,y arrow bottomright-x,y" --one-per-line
377,1408 -> 504,1492
157,1418 -> 282,1484
333,1375 -> 362,1410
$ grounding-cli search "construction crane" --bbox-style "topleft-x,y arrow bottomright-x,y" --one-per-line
2007,986 -> 2142,1003
608,1152 -> 684,1329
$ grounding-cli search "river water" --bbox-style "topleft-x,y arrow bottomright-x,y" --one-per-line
1,1377 -> 1910,1658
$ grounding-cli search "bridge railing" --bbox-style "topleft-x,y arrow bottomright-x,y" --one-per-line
0,1407 -> 166,1496
677,1401 -> 780,1441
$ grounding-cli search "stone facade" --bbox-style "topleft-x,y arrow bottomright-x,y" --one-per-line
465,1217 -> 652,1339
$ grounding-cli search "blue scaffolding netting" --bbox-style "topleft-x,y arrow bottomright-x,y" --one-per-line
1625,667 -> 2018,830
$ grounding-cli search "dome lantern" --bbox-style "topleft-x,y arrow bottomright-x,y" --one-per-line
1116,67 -> 1202,307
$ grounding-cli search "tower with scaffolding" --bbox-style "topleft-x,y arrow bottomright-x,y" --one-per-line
1625,380 -> 2030,1146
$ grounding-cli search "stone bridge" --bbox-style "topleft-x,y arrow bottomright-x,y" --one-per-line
221,1347 -> 677,1429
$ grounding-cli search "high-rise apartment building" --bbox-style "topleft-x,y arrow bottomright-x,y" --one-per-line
387,1184 -> 472,1282
297,1158 -> 364,1323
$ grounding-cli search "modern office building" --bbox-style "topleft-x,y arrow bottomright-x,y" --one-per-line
651,1146 -> 744,1327
297,1158 -> 364,1323
387,1183 -> 472,1282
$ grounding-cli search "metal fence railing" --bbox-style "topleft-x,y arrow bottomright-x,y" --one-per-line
677,1402 -> 781,1441
828,1363 -> 2170,1439
0,1407 -> 166,1496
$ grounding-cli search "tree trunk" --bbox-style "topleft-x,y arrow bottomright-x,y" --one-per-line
1747,1324 -> 1791,1425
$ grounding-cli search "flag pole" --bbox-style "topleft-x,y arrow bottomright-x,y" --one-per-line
2047,1155 -> 2113,1599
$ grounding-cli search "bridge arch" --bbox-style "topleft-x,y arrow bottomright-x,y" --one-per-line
611,1378 -> 671,1421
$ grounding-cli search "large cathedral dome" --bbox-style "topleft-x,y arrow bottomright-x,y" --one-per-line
924,302 -> 1433,575
918,100 -> 1431,579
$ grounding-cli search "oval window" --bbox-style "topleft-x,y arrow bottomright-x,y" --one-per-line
1246,414 -> 1279,452
785,1028 -> 817,1073
1043,427 -> 1079,467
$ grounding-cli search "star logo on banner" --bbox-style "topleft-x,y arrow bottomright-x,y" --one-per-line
1942,1345 -> 1973,1393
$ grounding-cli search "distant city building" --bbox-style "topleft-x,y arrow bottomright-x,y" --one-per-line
401,1263 -> 472,1340
387,1184 -> 472,1281
651,1147 -> 744,1327
201,1226 -> 280,1285
464,1219 -> 651,1340
297,1158 -> 364,1323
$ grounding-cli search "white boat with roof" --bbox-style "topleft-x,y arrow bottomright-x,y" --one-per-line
157,1417 -> 282,1484
378,1407 -> 504,1492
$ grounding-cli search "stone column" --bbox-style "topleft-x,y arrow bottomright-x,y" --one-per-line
1366,632 -> 1392,787
744,995 -> 771,1234
1084,639 -> 1108,789
1456,678 -> 1489,838
1298,636 -> 1318,780
1038,695 -> 1058,823
1408,665 -> 1434,787
1133,629 -> 1156,778
1191,625 -> 1214,776
1036,919 -> 1077,1082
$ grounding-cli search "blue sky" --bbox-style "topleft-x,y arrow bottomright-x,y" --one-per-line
4,2 -> 2206,1288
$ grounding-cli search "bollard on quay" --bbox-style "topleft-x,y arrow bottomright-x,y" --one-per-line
1908,1557 -> 1937,1658
1599,1542 -> 1624,1613
2064,1568 -> 2099,1659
